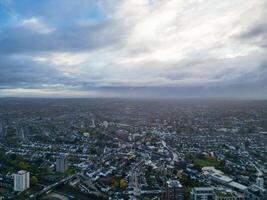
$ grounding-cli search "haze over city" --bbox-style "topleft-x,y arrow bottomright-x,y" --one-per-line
0,1 -> 267,200
0,0 -> 267,98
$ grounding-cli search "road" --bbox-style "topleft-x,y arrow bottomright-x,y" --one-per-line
27,174 -> 77,200
161,140 -> 178,162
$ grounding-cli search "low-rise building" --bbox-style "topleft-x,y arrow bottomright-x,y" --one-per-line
215,190 -> 243,200
190,187 -> 214,200
244,185 -> 266,200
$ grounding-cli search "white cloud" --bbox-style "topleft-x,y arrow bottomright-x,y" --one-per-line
65,0 -> 267,87
0,88 -> 106,98
21,17 -> 54,34
32,53 -> 88,75
3,0 -> 267,97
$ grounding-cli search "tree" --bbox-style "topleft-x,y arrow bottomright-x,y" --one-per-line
9,153 -> 18,160
34,158 -> 44,166
31,176 -> 38,185
17,161 -> 29,170
110,176 -> 119,188
119,179 -> 128,190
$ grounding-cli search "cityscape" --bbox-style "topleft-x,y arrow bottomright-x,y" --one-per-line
0,98 -> 266,199
0,0 -> 267,199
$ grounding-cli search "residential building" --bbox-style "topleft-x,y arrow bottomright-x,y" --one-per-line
14,170 -> 30,192
56,155 -> 68,173
166,179 -> 184,200
256,177 -> 264,189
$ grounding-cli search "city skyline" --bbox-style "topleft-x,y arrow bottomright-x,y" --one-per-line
0,0 -> 267,98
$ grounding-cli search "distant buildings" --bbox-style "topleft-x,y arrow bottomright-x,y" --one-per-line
190,187 -> 244,200
166,179 -> 184,200
14,170 -> 30,192
56,155 -> 68,173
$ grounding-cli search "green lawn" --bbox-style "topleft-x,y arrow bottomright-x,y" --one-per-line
193,158 -> 221,169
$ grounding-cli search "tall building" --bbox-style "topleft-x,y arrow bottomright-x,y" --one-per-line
133,171 -> 140,197
166,179 -> 184,200
56,155 -> 68,173
190,187 -> 214,200
256,177 -> 264,189
14,170 -> 30,192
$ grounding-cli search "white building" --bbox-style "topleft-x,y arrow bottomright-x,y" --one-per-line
256,177 -> 264,189
56,155 -> 68,173
202,167 -> 247,193
14,170 -> 30,192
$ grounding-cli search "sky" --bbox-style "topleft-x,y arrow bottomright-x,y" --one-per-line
0,0 -> 267,99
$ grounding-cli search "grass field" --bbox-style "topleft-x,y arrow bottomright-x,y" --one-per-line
193,157 -> 221,168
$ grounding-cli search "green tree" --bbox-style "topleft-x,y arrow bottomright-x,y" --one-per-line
17,161 -> 29,170
31,176 -> 38,185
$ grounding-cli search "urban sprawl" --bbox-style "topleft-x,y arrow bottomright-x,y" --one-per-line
0,98 -> 266,200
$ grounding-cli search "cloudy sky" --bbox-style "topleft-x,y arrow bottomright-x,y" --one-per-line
0,0 -> 267,98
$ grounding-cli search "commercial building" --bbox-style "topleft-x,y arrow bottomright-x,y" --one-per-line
244,177 -> 266,200
190,187 -> 214,200
244,185 -> 266,200
214,190 -> 243,200
202,167 -> 247,193
190,187 -> 244,200
14,170 -> 30,192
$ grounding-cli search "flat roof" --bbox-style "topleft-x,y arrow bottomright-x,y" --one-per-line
167,180 -> 182,188
211,173 -> 233,183
229,181 -> 247,190
193,187 -> 214,191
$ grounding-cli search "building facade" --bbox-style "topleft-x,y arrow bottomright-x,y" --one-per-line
214,191 -> 242,200
256,177 -> 264,189
190,187 -> 214,200
190,187 -> 244,200
56,155 -> 68,173
244,177 -> 266,200
166,179 -> 184,200
244,185 -> 266,200
14,170 -> 30,192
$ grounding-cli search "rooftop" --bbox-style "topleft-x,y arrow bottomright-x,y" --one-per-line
167,180 -> 182,188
